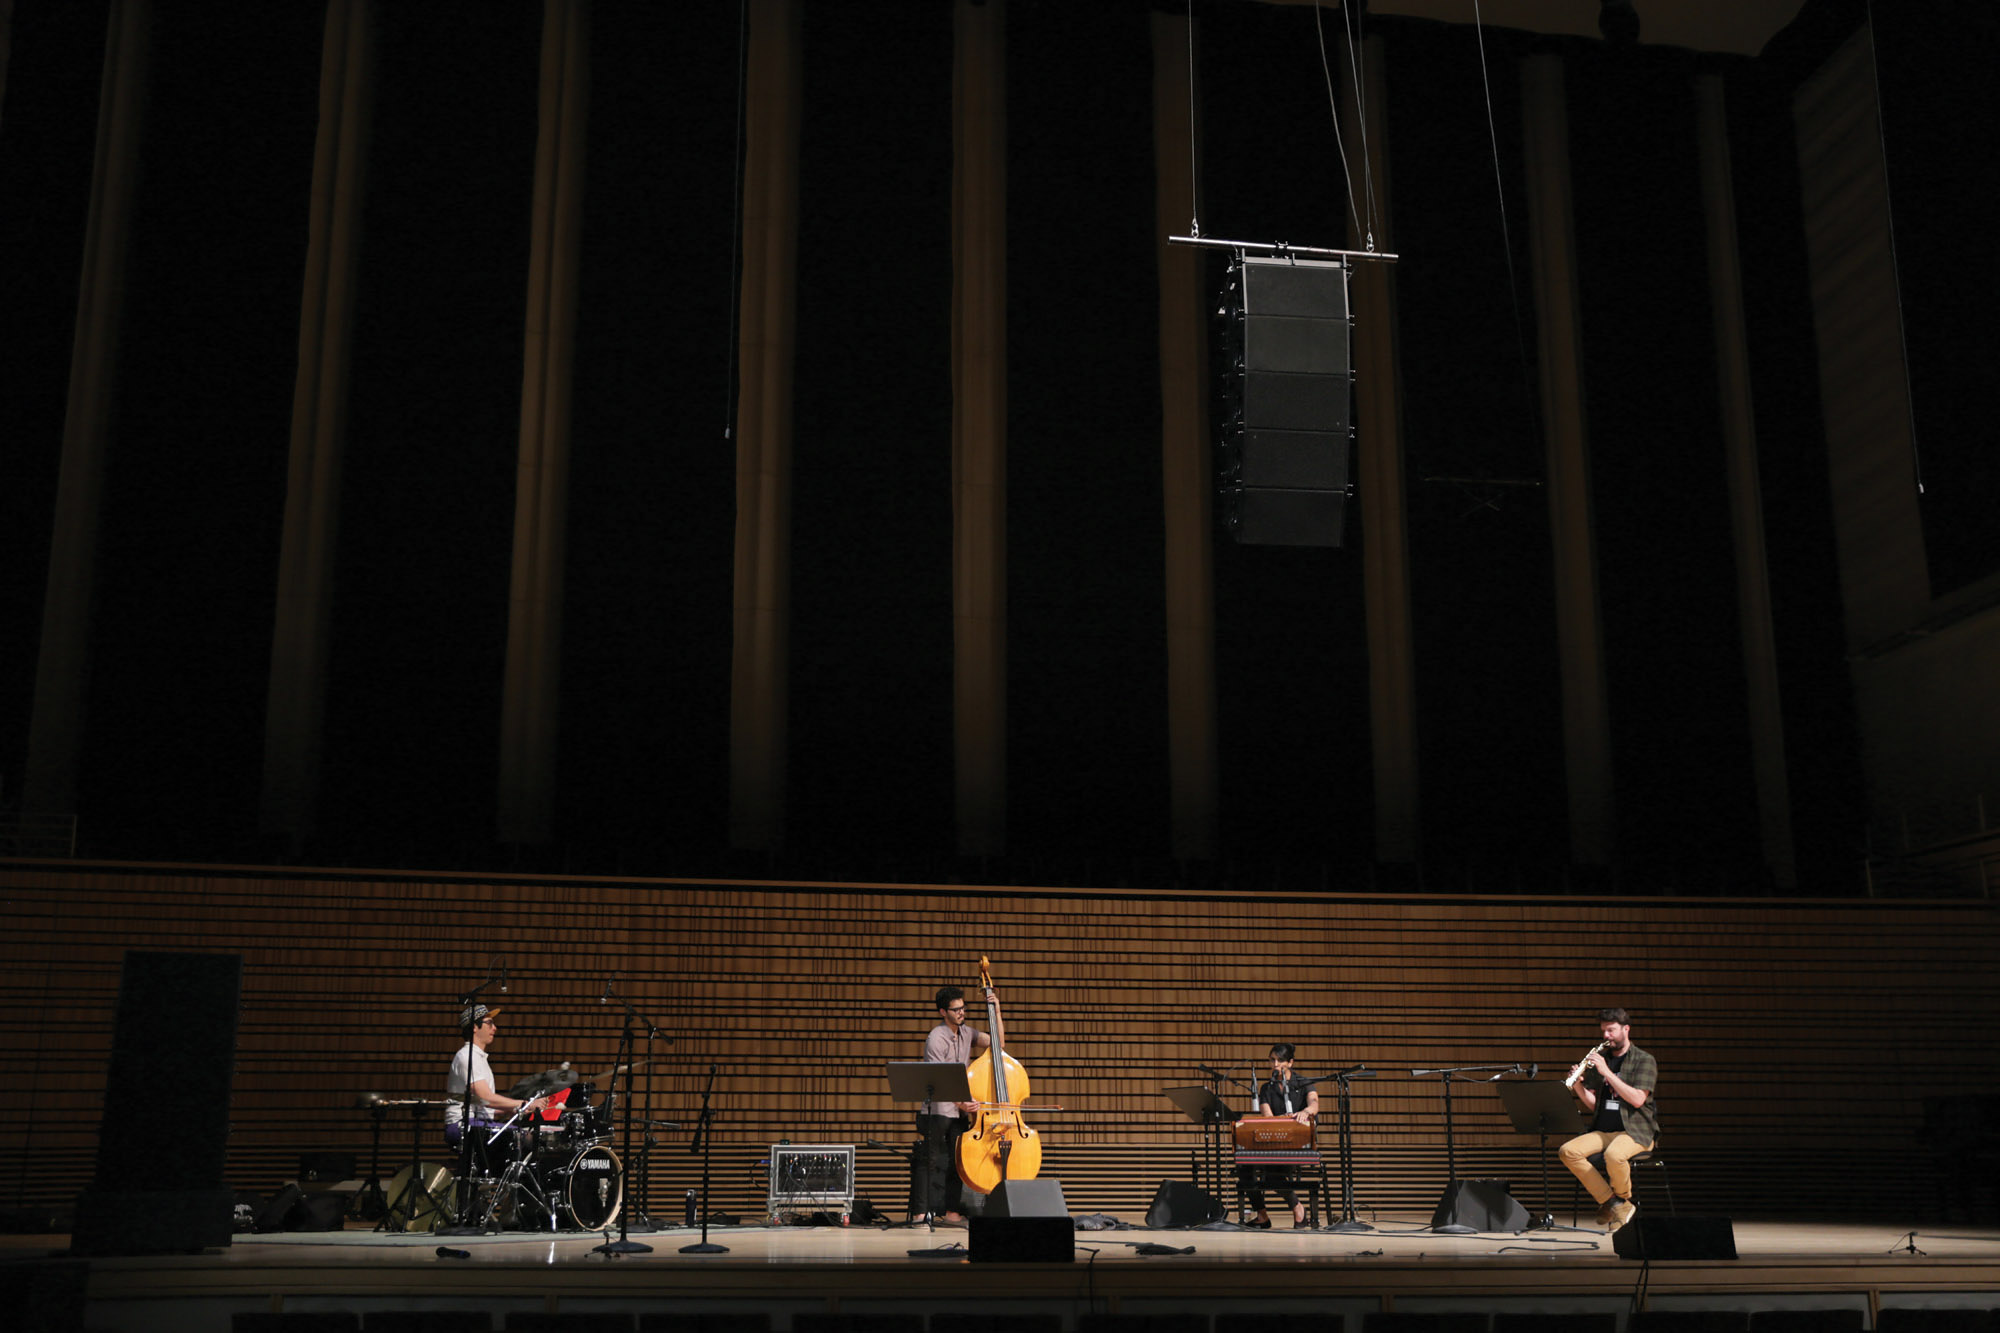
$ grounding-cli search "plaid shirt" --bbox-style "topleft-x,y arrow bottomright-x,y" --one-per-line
1584,1043 -> 1659,1147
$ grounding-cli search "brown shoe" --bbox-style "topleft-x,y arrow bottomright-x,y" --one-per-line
1593,1199 -> 1617,1228
1607,1199 -> 1638,1233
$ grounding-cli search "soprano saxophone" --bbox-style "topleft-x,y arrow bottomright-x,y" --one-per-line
1563,1039 -> 1612,1088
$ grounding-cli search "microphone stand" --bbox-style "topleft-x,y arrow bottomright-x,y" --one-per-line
1242,1058 -> 1263,1223
1304,1064 -> 1376,1232
634,1011 -> 668,1229
680,1063 -> 726,1254
1410,1061 -> 1520,1235
596,986 -> 674,1256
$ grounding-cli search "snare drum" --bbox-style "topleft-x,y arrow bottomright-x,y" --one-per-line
532,1142 -> 623,1231
455,1120 -> 533,1177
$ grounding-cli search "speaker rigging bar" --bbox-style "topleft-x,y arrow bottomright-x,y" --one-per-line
1168,234 -> 1398,263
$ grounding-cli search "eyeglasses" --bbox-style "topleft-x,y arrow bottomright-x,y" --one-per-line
945,1005 -> 966,1014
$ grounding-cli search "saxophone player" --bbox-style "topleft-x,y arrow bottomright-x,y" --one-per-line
1557,1007 -> 1659,1233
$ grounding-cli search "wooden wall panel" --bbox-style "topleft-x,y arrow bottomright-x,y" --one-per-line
1,861 -> 1995,1224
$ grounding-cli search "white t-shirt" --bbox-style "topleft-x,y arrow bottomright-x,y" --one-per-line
445,1044 -> 495,1127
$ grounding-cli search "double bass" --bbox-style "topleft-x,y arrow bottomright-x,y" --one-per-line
956,956 -> 1043,1193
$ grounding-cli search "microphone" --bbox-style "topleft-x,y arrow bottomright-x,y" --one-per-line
1526,1062 -> 1539,1080
499,962 -> 508,994
1195,1063 -> 1223,1079
435,1246 -> 471,1260
601,977 -> 613,1004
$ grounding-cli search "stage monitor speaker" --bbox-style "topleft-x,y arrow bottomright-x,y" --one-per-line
988,1178 -> 1067,1217
72,951 -> 243,1255
254,1184 -> 306,1234
252,1184 -> 349,1234
1429,1178 -> 1529,1233
969,1215 -> 1076,1262
1612,1214 -> 1738,1260
1144,1179 -> 1223,1228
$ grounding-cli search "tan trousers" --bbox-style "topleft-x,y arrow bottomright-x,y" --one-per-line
1559,1130 -> 1651,1205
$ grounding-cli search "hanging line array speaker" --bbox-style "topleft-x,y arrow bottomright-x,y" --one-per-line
1217,255 -> 1354,547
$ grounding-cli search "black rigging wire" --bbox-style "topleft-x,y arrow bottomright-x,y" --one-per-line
1471,0 -> 1546,476
1335,0 -> 1378,250
1186,0 -> 1201,237
723,0 -> 750,447
1312,1 -> 1367,248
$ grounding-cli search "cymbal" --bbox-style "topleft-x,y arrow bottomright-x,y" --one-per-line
588,1057 -> 653,1084
508,1066 -> 580,1098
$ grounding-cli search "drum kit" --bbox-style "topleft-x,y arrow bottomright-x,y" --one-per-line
368,1058 -> 653,1234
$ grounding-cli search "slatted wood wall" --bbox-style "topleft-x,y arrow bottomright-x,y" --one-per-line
3,861 -> 1996,1225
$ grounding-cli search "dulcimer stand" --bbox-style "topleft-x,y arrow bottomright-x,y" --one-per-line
1163,1084 -> 1241,1214
1496,1077 -> 1592,1233
887,1061 -> 974,1227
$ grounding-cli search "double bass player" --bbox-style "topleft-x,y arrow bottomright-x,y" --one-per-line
913,985 -> 990,1227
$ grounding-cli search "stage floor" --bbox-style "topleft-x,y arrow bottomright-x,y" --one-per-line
8,1215 -> 2000,1331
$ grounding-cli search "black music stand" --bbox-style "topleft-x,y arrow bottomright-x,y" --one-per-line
1496,1079 -> 1591,1232
888,1061 -> 973,1226
1164,1085 -> 1240,1207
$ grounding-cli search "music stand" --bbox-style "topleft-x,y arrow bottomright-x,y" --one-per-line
1164,1085 -> 1240,1207
887,1061 -> 973,1226
1496,1079 -> 1591,1232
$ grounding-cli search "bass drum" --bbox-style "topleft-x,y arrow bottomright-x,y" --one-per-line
534,1143 -> 623,1231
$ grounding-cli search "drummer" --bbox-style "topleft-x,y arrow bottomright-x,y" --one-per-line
445,1003 -> 550,1161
